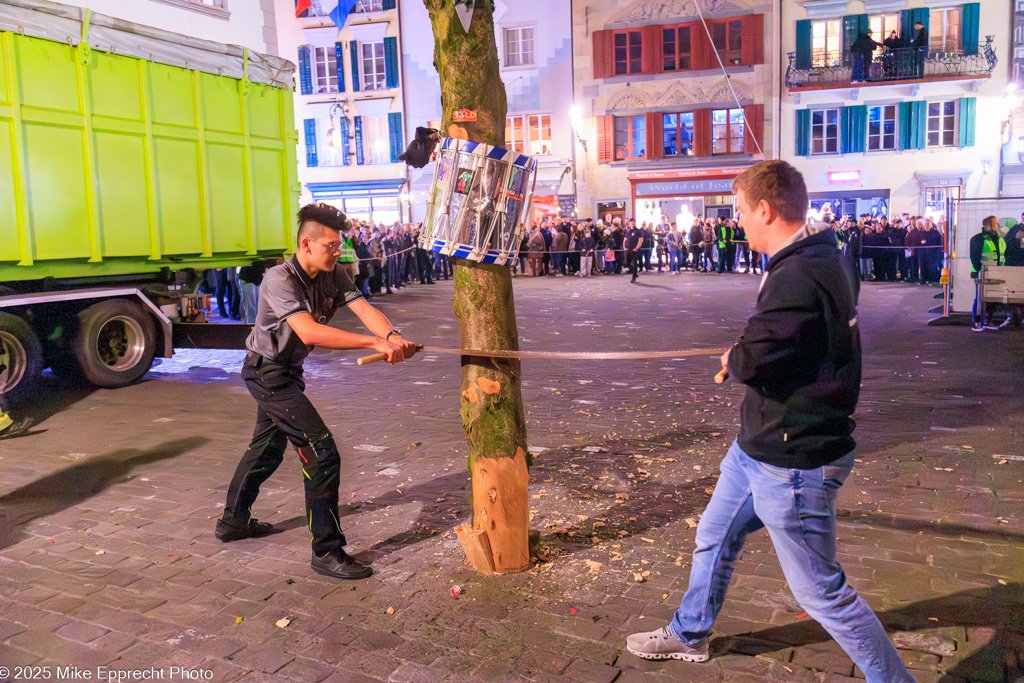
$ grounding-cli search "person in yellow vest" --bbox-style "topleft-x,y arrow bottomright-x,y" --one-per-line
339,227 -> 358,281
0,400 -> 11,435
716,219 -> 736,274
969,215 -> 1006,332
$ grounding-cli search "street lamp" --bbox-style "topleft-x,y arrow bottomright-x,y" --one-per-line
570,105 -> 587,153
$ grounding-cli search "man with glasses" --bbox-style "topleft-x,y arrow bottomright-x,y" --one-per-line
216,203 -> 418,580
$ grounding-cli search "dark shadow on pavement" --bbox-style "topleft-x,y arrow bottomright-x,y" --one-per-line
0,373 -> 96,440
344,428 -> 722,562
722,583 -> 1024,682
837,508 -> 1024,542
0,436 -> 209,549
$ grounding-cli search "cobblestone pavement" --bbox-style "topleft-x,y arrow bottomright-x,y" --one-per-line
1,270 -> 1022,683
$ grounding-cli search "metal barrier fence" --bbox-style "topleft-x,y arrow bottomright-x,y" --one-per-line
946,196 -> 1024,316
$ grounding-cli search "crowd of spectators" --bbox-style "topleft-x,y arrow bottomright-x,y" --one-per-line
518,215 -> 765,279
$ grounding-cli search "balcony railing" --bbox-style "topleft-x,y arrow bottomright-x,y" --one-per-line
786,36 -> 997,89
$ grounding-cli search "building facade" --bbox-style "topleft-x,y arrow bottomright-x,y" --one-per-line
276,0 -> 410,224
780,0 -> 1005,220
54,0 -> 276,54
399,0 -> 574,224
570,0 -> 777,224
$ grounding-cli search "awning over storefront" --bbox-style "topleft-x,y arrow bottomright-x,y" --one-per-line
307,178 -> 407,200
628,166 -> 750,199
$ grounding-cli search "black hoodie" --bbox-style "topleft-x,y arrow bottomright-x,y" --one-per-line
727,228 -> 861,468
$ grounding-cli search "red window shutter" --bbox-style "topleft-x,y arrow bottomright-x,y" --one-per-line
741,14 -> 764,66
743,104 -> 764,156
641,25 -> 663,75
690,21 -> 712,70
694,109 -> 712,157
593,30 -> 613,78
645,111 -> 663,160
597,115 -> 614,163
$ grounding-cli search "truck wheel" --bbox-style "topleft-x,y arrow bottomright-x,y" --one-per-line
72,300 -> 157,388
0,312 -> 43,402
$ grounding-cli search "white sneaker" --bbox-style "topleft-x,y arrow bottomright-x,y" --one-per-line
626,626 -> 709,661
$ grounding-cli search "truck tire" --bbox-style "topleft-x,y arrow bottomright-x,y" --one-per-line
0,312 -> 44,402
72,299 -> 157,388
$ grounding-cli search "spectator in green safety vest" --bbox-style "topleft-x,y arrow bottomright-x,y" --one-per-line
339,227 -> 357,281
716,220 -> 736,274
969,215 -> 1007,331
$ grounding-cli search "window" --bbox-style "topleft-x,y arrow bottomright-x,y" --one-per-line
712,108 -> 744,155
927,100 -> 958,147
303,0 -> 332,16
867,104 -> 898,151
192,0 -> 224,5
811,19 -> 842,66
662,112 -> 695,157
312,45 -> 338,94
712,19 -> 743,64
316,119 -> 346,167
663,26 -> 691,71
810,108 -> 840,155
614,115 -> 645,160
613,30 -> 642,75
930,7 -> 962,54
869,13 -> 901,57
361,41 -> 387,91
361,115 -> 391,164
504,27 -> 535,67
505,114 -> 552,155
354,0 -> 384,12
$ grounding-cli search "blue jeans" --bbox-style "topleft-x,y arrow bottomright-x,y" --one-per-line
552,252 -> 566,274
670,441 -> 912,683
668,246 -> 682,271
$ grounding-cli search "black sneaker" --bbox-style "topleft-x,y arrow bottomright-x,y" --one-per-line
215,517 -> 275,542
311,551 -> 373,580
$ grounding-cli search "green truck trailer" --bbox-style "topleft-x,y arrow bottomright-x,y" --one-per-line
0,0 -> 299,401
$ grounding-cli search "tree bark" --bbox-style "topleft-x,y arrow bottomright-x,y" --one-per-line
424,0 -> 531,574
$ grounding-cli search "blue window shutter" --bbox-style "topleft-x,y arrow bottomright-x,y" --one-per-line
350,41 -> 360,92
795,109 -> 810,156
341,117 -> 351,166
900,10 -> 928,43
795,20 -> 812,70
388,112 -> 403,163
959,97 -> 976,148
335,42 -> 346,92
898,102 -> 912,150
909,101 -> 926,149
914,8 -> 930,36
841,105 -> 866,154
304,118 -> 318,167
961,3 -> 980,56
298,45 -> 312,95
382,0 -> 396,9
384,37 -> 399,89
354,116 -> 364,165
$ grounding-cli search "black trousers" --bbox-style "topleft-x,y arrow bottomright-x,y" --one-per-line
223,361 -> 345,556
627,250 -> 641,279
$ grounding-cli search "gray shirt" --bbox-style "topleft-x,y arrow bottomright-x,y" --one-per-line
246,255 -> 363,367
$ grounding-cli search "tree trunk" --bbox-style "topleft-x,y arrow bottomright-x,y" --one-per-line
424,0 -> 531,574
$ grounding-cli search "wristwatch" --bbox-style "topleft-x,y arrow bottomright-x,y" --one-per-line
386,329 -> 403,341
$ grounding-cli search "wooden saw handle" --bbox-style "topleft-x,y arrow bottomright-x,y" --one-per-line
357,343 -> 424,366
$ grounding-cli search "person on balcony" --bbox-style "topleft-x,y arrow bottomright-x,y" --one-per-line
911,21 -> 928,78
881,31 -> 903,79
850,30 -> 879,82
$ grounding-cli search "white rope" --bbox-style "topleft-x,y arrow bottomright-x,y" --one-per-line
693,3 -> 766,161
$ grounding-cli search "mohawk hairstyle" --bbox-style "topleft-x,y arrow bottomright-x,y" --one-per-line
296,203 -> 349,245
